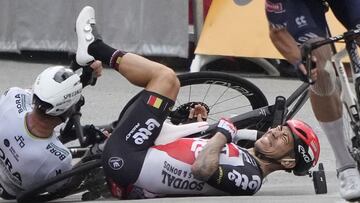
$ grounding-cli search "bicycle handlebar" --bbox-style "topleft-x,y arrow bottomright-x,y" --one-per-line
58,96 -> 90,147
300,28 -> 360,82
69,53 -> 97,87
58,54 -> 99,146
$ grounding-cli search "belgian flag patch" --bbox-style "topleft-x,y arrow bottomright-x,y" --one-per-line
147,95 -> 163,109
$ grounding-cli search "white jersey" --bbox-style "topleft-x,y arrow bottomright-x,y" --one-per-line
0,87 -> 72,195
134,138 -> 262,196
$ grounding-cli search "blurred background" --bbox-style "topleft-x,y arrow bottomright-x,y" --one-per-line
0,0 -> 285,75
0,0 -> 345,76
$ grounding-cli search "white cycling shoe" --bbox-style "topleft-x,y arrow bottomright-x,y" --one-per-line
338,168 -> 360,201
75,6 -> 99,66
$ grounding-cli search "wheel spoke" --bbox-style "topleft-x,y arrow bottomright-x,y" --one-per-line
209,104 -> 253,116
174,72 -> 268,125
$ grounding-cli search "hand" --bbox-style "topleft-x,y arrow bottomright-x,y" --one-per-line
89,60 -> 103,78
294,57 -> 318,84
188,104 -> 208,122
81,60 -> 103,86
83,124 -> 108,146
216,118 -> 237,143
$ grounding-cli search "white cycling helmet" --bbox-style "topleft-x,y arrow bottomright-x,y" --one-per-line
33,66 -> 83,116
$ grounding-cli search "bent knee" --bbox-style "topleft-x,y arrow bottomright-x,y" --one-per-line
156,67 -> 180,94
146,64 -> 180,100
160,67 -> 180,88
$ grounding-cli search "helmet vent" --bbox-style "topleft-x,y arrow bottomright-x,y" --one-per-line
295,127 -> 307,138
53,70 -> 74,83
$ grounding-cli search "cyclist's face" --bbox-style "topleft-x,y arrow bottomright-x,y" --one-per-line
254,125 -> 294,159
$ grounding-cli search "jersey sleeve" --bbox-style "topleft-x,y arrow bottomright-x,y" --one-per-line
206,163 -> 263,195
0,87 -> 32,116
265,0 -> 288,29
44,153 -> 73,193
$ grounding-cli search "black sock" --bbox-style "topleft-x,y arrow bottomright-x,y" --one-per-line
88,40 -> 126,69
88,40 -> 116,66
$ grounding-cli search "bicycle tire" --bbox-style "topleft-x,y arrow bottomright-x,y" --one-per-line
176,71 -> 268,124
17,158 -> 102,203
343,104 -> 360,166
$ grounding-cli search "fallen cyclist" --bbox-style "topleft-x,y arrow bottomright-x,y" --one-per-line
0,61 -> 103,199
72,6 -> 322,199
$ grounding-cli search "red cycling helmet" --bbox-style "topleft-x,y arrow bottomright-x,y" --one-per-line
286,119 -> 320,176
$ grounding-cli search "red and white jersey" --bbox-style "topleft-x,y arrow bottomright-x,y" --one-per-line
134,138 -> 263,196
0,87 -> 72,195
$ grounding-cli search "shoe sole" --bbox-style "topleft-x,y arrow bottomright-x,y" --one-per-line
76,6 -> 96,66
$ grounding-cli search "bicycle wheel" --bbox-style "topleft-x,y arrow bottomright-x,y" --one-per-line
17,157 -> 104,203
174,71 -> 268,125
343,104 -> 360,165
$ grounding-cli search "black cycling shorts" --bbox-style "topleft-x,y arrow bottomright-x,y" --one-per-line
102,90 -> 174,187
265,0 -> 360,44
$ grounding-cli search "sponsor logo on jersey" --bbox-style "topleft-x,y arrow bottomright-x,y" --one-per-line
0,147 -> 22,185
265,0 -> 284,13
147,95 -> 163,109
108,157 -> 124,170
14,136 -> 25,148
4,139 -> 19,162
228,169 -> 261,192
130,118 -> 160,145
3,139 -> 10,148
269,23 -> 287,29
46,143 -> 70,161
126,123 -> 140,141
162,161 -> 204,191
14,94 -> 28,114
295,16 -> 308,28
161,170 -> 204,191
297,32 -> 319,43
56,169 -> 62,175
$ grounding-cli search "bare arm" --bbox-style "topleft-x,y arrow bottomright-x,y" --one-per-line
191,133 -> 227,181
269,26 -> 301,64
269,26 -> 315,77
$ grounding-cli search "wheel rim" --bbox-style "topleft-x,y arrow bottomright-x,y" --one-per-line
175,73 -> 267,124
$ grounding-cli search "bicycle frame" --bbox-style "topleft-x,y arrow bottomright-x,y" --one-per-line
333,48 -> 360,126
188,81 -> 310,139
331,30 -> 360,137
192,29 -> 360,145
300,28 -> 360,159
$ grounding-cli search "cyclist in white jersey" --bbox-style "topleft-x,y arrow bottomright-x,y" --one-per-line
74,6 -> 321,198
0,62 -> 102,199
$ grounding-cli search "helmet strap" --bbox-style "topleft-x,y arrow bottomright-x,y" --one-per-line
58,107 -> 76,122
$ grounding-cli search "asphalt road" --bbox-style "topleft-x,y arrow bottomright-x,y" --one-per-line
0,59 -> 349,202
